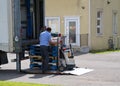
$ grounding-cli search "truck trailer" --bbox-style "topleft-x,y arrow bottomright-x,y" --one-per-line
0,0 -> 44,72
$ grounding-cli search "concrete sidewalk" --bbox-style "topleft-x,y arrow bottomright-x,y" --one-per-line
0,52 -> 120,86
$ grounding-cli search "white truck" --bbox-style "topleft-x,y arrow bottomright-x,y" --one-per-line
0,0 -> 44,72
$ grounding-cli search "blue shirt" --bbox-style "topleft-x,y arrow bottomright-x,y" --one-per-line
39,31 -> 51,46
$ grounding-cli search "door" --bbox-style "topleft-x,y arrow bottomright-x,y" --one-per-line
65,17 -> 80,46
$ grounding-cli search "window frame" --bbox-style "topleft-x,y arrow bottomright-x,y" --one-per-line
45,17 -> 60,33
96,9 -> 103,36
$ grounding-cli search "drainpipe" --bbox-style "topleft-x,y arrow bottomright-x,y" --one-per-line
43,0 -> 45,26
88,0 -> 91,50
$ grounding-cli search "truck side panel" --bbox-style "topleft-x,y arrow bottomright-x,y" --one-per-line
0,0 -> 14,52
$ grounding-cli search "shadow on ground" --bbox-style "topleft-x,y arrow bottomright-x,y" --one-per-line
74,51 -> 88,56
0,69 -> 26,80
0,69 -> 50,80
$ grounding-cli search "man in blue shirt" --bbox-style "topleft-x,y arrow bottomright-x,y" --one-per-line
39,27 -> 56,73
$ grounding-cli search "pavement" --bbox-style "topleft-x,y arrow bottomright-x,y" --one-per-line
0,52 -> 120,86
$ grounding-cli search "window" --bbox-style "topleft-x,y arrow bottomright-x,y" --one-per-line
96,10 -> 103,35
45,17 -> 60,33
69,21 -> 76,43
113,11 -> 117,34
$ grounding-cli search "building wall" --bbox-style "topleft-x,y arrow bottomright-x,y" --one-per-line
90,0 -> 120,50
45,0 -> 89,48
45,0 -> 120,50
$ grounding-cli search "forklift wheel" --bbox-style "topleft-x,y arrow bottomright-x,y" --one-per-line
58,65 -> 65,72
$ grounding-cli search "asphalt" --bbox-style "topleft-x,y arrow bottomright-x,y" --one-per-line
0,52 -> 120,86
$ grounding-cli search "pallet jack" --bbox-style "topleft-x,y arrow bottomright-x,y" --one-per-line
57,37 -> 75,72
26,33 -> 76,74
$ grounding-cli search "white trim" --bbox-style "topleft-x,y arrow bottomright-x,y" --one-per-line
45,17 -> 60,33
88,0 -> 91,50
64,16 -> 80,46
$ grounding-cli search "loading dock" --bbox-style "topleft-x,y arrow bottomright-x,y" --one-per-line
0,0 -> 44,72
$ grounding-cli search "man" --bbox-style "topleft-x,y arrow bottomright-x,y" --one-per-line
39,27 -> 56,73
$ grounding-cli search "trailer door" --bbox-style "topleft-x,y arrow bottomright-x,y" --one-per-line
0,0 -> 14,52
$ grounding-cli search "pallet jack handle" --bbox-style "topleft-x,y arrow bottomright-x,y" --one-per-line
70,44 -> 74,57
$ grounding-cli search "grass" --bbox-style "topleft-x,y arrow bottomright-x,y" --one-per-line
0,81 -> 54,86
90,49 -> 120,54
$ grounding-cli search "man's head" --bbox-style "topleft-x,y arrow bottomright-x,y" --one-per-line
46,27 -> 52,32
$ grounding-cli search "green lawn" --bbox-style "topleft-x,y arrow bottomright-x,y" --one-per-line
0,81 -> 54,86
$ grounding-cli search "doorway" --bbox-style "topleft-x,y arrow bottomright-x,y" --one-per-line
65,17 -> 80,46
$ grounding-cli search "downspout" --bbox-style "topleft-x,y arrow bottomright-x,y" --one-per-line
43,0 -> 45,26
88,0 -> 91,50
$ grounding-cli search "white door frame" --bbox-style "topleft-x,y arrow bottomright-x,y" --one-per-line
64,16 -> 80,46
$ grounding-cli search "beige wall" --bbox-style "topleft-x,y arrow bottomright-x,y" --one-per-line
45,0 -> 90,49
45,0 -> 120,50
90,0 -> 120,50
45,0 -> 89,34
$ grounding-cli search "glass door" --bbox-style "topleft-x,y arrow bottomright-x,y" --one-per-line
65,17 -> 80,46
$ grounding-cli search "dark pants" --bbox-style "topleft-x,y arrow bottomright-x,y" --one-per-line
40,46 -> 49,72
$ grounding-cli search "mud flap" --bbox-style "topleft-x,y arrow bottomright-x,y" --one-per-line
0,51 -> 8,65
